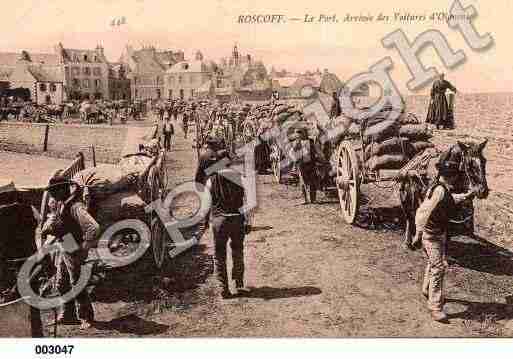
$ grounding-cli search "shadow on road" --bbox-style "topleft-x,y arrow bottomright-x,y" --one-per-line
92,239 -> 213,303
448,235 -> 513,276
355,205 -> 405,231
248,225 -> 273,232
446,298 -> 513,321
93,314 -> 169,335
240,286 -> 322,300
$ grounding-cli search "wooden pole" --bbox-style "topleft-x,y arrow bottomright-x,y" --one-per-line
43,124 -> 49,152
91,145 -> 96,167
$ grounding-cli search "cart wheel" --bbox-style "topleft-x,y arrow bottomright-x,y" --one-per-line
336,140 -> 360,224
271,144 -> 282,183
151,218 -> 167,269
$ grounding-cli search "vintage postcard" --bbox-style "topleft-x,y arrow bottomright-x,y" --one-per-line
0,0 -> 511,350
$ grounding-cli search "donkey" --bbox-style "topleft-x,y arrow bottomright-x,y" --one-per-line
398,140 -> 489,248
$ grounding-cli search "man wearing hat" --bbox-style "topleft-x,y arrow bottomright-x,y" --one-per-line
43,173 -> 98,329
414,157 -> 475,322
205,149 -> 248,298
195,136 -> 226,186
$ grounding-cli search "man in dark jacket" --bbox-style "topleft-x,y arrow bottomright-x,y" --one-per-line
43,174 -> 98,329
414,160 -> 475,322
329,91 -> 342,119
205,157 -> 247,298
194,137 -> 248,298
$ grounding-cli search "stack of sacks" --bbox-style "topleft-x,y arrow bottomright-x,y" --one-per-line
71,164 -> 147,225
273,104 -> 302,125
72,164 -> 138,201
363,118 -> 434,170
118,155 -> 155,178
363,117 -> 434,171
94,191 -> 147,225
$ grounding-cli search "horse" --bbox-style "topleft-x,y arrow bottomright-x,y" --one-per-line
398,140 -> 489,248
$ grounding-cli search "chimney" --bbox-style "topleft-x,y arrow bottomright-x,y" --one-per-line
96,44 -> 104,57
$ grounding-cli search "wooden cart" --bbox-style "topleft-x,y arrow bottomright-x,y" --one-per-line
39,149 -> 170,269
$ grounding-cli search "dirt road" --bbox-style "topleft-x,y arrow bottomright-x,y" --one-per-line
54,125 -> 513,338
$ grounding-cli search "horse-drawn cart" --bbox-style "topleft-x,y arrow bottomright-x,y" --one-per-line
39,147 -> 170,269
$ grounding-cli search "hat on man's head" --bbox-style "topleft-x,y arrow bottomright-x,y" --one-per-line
46,171 -> 71,199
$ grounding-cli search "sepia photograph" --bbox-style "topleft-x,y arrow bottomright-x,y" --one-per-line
0,0 -> 512,354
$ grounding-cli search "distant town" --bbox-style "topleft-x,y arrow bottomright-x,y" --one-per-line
0,42 -> 369,105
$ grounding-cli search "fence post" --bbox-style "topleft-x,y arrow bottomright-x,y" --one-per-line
43,124 -> 49,152
91,145 -> 96,167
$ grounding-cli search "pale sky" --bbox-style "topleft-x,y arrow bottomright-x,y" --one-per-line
0,0 -> 510,94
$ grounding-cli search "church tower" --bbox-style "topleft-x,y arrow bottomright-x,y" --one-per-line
232,44 -> 239,66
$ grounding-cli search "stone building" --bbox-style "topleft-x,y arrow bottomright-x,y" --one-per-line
59,43 -> 110,100
214,45 -> 271,100
0,43 -> 111,103
164,50 -> 214,100
108,63 -> 131,101
120,45 -> 185,100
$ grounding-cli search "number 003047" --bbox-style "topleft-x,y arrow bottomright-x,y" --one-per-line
34,344 -> 74,355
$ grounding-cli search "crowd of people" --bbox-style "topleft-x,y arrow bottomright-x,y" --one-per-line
34,75 -> 468,331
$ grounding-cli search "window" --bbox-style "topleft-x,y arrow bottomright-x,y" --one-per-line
84,54 -> 88,62
50,83 -> 57,92
93,67 -> 101,76
168,89 -> 172,99
83,79 -> 89,88
95,79 -> 101,88
72,67 -> 80,76
72,78 -> 80,87
39,83 -> 47,92
83,67 -> 91,76
178,75 -> 183,84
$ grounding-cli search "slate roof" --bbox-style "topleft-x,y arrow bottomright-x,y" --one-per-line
167,60 -> 212,73
27,66 -> 62,82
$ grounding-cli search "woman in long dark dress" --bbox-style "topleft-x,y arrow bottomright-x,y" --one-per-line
426,74 -> 457,129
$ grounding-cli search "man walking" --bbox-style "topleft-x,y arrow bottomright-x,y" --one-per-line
162,114 -> 174,151
206,151 -> 248,298
194,137 -> 248,298
414,159 -> 475,322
